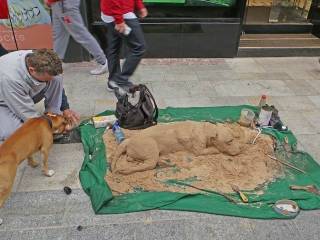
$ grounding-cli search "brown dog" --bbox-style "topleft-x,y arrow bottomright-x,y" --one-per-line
0,114 -> 67,207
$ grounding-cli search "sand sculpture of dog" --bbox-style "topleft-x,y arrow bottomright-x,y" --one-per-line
0,114 -> 68,207
111,121 -> 252,175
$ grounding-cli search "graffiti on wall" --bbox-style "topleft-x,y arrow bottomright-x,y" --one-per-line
0,0 -> 52,50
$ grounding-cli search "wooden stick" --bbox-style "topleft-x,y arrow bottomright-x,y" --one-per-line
174,181 -> 238,204
266,154 -> 306,174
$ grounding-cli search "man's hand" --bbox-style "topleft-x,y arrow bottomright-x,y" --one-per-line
63,109 -> 80,131
115,22 -> 127,34
138,8 -> 148,18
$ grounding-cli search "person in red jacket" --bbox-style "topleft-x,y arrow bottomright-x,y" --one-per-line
101,0 -> 147,95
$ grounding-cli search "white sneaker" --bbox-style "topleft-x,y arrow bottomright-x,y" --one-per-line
90,61 -> 108,75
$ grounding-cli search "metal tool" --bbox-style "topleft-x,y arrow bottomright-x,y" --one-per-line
231,184 -> 249,203
290,185 -> 320,195
266,154 -> 306,174
173,181 -> 237,204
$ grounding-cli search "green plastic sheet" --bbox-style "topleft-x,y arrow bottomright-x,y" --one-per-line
79,105 -> 320,219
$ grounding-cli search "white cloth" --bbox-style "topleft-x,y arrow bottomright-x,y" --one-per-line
101,12 -> 137,24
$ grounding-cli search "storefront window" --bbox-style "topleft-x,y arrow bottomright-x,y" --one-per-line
245,0 -> 313,23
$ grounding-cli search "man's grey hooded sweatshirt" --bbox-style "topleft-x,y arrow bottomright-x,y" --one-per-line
0,50 -> 62,122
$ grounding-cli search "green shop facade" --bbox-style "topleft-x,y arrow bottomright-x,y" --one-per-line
66,0 -> 320,60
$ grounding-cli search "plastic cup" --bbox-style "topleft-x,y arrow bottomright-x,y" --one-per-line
238,108 -> 255,127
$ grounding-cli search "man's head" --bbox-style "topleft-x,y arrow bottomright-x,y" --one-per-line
26,49 -> 62,82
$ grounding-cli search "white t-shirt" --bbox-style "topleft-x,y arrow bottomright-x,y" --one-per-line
101,12 -> 137,23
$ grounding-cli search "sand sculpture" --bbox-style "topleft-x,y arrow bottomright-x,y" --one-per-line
104,121 -> 282,194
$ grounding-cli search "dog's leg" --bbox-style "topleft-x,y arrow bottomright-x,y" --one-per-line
27,156 -> 39,168
40,146 -> 55,177
116,140 -> 160,175
0,161 -> 18,208
111,140 -> 129,172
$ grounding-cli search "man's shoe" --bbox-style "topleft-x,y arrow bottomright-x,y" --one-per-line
106,81 -> 117,92
90,61 -> 108,75
106,81 -> 128,95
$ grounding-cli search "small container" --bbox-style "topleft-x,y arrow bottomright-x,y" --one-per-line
273,199 -> 300,217
124,25 -> 132,36
258,105 -> 273,126
112,121 -> 125,144
92,115 -> 117,128
238,108 -> 255,127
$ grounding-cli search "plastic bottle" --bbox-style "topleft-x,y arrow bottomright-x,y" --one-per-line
258,95 -> 267,108
112,121 -> 125,144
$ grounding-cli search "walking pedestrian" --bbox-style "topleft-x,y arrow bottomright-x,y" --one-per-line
45,0 -> 108,75
100,0 -> 147,94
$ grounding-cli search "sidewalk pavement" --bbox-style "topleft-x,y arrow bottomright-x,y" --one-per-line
1,57 -> 320,240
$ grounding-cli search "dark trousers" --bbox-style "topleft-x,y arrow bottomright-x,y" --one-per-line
106,18 -> 146,86
0,44 -> 8,57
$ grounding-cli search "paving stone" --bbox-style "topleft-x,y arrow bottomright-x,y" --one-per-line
164,72 -> 199,82
302,110 -> 320,133
285,80 -> 319,96
285,69 -> 318,81
211,97 -> 250,106
17,144 -> 83,192
214,80 -> 294,97
278,111 -> 316,135
276,96 -> 317,111
225,58 -> 266,73
292,210 -> 320,240
164,97 -> 215,108
196,70 -> 240,81
306,79 -> 320,93
93,98 -> 117,114
297,134 -> 320,163
0,227 -> 67,240
249,219 -> 302,240
308,96 -> 320,108
255,57 -> 319,71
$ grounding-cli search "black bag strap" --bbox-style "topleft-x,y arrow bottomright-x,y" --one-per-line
143,85 -> 158,123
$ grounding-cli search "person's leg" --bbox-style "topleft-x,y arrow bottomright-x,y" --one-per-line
0,106 -> 23,141
0,44 -> 8,57
62,0 -> 107,67
106,22 -> 122,84
113,19 -> 146,86
51,2 -> 71,60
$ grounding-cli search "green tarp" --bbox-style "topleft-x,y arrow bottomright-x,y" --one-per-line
79,105 -> 320,219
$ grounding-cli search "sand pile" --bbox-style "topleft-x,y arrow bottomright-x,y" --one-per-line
103,121 -> 282,195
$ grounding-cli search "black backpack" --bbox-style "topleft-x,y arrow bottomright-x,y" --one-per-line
115,84 -> 158,129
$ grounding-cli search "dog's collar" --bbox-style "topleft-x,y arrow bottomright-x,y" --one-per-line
42,114 -> 53,129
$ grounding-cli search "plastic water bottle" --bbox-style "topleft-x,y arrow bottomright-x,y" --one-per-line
258,95 -> 267,108
112,121 -> 125,144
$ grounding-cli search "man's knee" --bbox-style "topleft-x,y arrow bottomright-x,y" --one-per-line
133,42 -> 147,57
